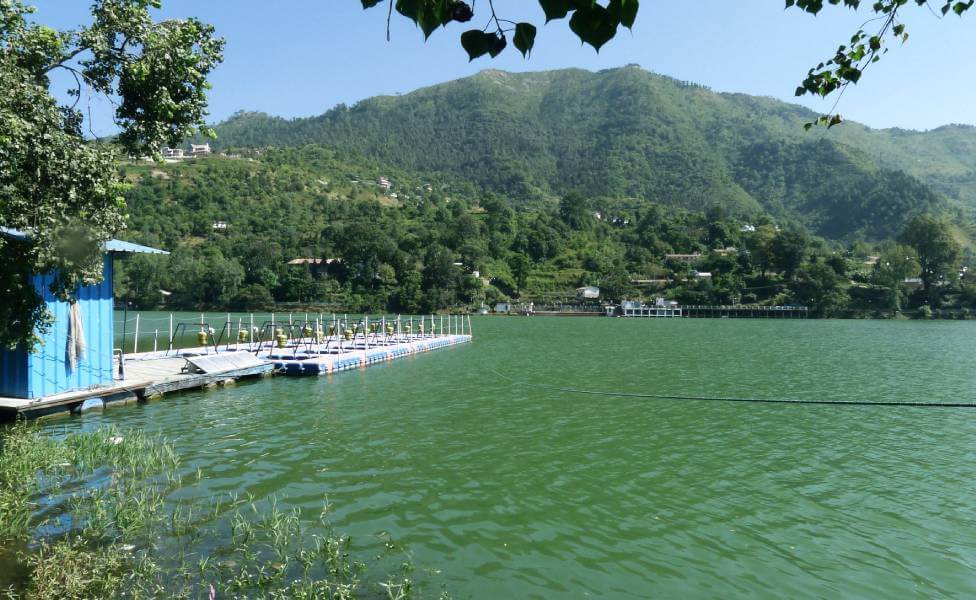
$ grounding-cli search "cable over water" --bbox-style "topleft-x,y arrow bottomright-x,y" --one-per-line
491,370 -> 976,408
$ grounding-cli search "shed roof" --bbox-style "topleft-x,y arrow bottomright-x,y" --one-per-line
103,239 -> 169,255
0,227 -> 168,255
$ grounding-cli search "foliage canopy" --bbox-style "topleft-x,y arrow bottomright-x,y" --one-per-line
0,0 -> 222,348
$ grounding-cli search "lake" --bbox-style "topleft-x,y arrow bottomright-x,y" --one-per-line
32,316 -> 976,597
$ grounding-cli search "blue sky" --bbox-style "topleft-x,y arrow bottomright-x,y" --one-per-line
33,1 -> 975,136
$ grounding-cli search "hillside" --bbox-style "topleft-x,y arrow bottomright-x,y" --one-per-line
202,66 -> 974,240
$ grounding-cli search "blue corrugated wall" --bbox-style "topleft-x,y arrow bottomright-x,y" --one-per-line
0,256 -> 115,398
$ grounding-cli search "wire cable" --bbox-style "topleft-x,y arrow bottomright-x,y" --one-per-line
491,370 -> 976,408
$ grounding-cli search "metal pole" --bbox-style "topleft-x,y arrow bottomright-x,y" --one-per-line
169,313 -> 174,348
133,313 -> 140,354
119,301 -> 128,379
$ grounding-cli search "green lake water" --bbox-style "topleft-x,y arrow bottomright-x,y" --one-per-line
32,316 -> 976,597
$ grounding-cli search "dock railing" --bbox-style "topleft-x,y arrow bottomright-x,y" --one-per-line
120,312 -> 473,358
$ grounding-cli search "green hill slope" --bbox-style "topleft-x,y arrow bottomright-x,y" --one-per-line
202,66 -> 972,239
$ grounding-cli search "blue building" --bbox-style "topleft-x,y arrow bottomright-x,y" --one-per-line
0,228 -> 167,399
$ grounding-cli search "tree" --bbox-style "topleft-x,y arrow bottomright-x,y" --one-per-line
361,0 -> 971,124
770,225 -> 809,280
872,242 -> 920,311
898,213 -> 960,294
792,258 -> 849,317
231,283 -> 274,311
116,253 -> 166,308
0,0 -> 223,348
508,252 -> 530,296
558,191 -> 590,231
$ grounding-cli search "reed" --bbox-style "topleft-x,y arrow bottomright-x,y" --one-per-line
0,422 -> 447,599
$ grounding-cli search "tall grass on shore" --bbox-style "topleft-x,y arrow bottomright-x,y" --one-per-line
0,422 -> 446,599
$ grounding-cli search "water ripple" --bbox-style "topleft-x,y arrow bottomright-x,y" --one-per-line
43,317 -> 976,598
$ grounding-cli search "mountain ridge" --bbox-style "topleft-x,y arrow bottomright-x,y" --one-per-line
202,66 -> 976,240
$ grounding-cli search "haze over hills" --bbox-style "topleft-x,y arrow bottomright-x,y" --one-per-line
203,66 -> 976,240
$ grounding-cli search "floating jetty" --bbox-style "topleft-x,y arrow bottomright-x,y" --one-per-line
605,300 -> 809,319
0,314 -> 472,421
265,334 -> 471,375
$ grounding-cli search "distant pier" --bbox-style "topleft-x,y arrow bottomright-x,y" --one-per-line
607,301 -> 809,319
0,314 -> 472,420
681,305 -> 809,318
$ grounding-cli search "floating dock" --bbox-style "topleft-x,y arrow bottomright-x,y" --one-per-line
0,352 -> 274,420
606,302 -> 809,319
263,334 -> 471,375
0,315 -> 473,421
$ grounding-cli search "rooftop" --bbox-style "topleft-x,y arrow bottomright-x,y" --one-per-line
0,227 -> 168,255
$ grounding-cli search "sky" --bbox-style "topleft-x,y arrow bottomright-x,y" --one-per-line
32,0 -> 976,136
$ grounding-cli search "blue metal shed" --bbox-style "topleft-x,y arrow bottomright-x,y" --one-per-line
0,228 -> 167,399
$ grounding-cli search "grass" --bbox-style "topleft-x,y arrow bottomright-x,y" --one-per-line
0,422 -> 448,599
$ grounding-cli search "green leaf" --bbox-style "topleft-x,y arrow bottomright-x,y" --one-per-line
539,0 -> 574,22
513,22 -> 537,57
396,0 -> 452,39
361,0 -> 384,8
489,33 -> 507,57
569,4 -> 618,51
460,29 -> 497,61
608,0 -> 639,29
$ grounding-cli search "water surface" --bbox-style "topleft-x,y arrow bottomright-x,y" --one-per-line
40,317 -> 976,597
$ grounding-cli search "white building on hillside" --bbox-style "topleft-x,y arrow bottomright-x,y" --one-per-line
189,143 -> 211,156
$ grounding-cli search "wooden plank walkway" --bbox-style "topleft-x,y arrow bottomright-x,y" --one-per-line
0,355 -> 273,420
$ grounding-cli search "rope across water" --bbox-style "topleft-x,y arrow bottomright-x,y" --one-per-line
491,370 -> 976,408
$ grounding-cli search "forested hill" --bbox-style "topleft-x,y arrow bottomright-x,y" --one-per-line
203,66 -> 974,240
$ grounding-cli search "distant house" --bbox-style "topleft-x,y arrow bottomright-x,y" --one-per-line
161,147 -> 184,159
189,143 -> 211,156
377,177 -> 392,191
287,258 -> 338,266
576,286 -> 600,300
494,302 -> 510,313
665,252 -> 703,263
740,224 -> 756,233
287,258 -> 337,276
630,278 -> 670,286
692,270 -> 712,279
864,255 -> 880,266
211,220 -> 229,231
